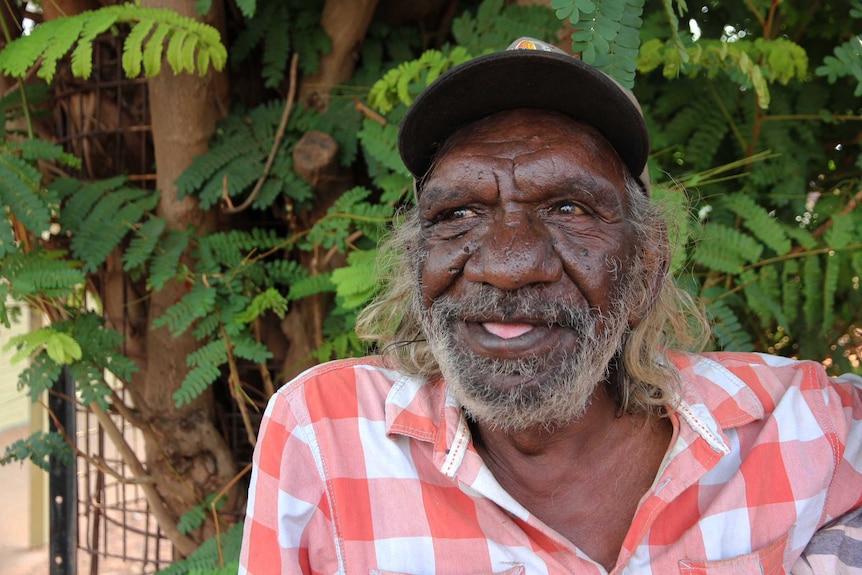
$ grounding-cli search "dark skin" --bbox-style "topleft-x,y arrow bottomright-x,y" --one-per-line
418,109 -> 672,571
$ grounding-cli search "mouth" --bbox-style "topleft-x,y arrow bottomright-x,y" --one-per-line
481,321 -> 535,339
454,318 -> 574,360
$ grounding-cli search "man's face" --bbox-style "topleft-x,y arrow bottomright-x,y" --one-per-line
415,109 -> 643,431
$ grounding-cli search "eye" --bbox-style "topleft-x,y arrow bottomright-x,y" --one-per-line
552,201 -> 586,216
440,207 -> 477,221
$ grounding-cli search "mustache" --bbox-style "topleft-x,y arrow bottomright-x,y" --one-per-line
426,284 -> 600,331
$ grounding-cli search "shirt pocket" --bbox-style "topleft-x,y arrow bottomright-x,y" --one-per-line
371,567 -> 525,575
678,533 -> 790,575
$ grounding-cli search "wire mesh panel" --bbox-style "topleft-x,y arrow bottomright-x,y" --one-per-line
75,401 -> 174,574
51,30 -> 259,574
51,32 -> 172,573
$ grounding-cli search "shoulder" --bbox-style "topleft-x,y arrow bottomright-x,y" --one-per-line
670,350 -> 861,425
263,356 -> 409,426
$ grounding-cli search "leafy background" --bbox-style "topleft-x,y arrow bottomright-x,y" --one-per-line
0,0 -> 860,570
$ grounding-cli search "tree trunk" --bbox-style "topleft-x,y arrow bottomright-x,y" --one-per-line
139,0 -> 237,551
299,0 -> 381,111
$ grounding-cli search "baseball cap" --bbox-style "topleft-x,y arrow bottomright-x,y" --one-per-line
398,37 -> 651,193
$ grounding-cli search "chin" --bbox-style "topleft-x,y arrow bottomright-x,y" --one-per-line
437,348 -> 605,433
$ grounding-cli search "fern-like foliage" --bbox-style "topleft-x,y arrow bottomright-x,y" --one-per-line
719,194 -> 792,256
149,230 -> 191,291
331,248 -> 380,310
0,5 -> 227,82
452,0 -> 559,55
303,186 -> 394,252
693,222 -> 764,274
175,338 -> 227,408
702,288 -> 755,351
176,100 -> 316,212
554,0 -> 646,87
3,251 -> 86,300
176,493 -> 226,536
639,37 -> 808,108
230,0 -> 329,88
155,521 -> 243,575
68,185 -> 159,273
816,35 -> 862,96
0,150 -> 52,236
152,283 -> 218,337
0,431 -> 74,472
367,47 -> 474,115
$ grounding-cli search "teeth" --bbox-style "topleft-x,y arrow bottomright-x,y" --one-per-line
482,322 -> 534,339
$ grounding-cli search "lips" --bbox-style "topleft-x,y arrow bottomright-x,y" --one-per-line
454,319 -> 573,360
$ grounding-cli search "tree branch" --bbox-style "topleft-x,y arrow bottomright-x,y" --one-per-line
222,53 -> 299,215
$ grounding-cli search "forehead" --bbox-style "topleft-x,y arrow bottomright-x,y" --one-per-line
424,109 -> 628,194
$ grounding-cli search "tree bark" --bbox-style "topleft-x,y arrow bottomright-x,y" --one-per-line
299,0 -> 381,111
40,0 -> 98,21
139,0 -> 237,551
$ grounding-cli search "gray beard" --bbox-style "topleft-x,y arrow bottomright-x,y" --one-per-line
418,285 -> 631,433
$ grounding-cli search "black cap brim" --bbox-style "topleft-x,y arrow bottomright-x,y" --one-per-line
398,49 -> 649,190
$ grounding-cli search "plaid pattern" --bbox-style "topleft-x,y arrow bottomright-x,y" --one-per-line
240,352 -> 862,574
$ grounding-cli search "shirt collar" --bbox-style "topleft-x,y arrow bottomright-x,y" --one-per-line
382,352 -> 769,468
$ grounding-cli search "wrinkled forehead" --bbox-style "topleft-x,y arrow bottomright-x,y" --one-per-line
422,109 -> 626,186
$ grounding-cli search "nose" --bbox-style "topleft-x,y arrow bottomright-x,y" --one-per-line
463,209 -> 563,290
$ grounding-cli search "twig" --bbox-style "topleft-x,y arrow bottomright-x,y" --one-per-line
221,173 -> 235,210
87,400 -> 198,556
252,319 -> 276,398
40,396 -> 153,485
221,326 -> 258,447
0,62 -> 40,100
223,53 -> 300,214
321,230 -> 364,268
210,462 -> 253,567
354,99 -> 386,125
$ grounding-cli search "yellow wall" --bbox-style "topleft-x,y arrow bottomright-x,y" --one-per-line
0,300 -> 31,432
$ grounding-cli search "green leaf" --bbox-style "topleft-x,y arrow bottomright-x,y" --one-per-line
332,249 -> 380,309
143,23 -> 171,77
824,213 -> 854,250
234,288 -> 289,324
1,431 -> 74,472
123,18 -> 156,77
4,328 -> 82,365
70,188 -> 158,273
721,194 -> 791,255
152,283 -> 218,336
71,10 -> 120,79
37,17 -> 85,82
235,0 -> 257,19
149,230 -> 190,291
166,29 -> 189,75
0,157 -> 50,235
123,217 -> 167,271
3,251 -> 86,298
802,254 -> 823,329
822,252 -> 841,334
287,273 -> 335,301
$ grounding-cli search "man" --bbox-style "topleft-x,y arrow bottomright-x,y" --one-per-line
240,38 -> 862,574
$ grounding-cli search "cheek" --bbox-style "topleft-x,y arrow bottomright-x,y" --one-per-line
419,238 -> 475,305
556,230 -> 637,296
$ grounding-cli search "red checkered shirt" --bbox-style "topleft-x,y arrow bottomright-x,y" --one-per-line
240,352 -> 862,574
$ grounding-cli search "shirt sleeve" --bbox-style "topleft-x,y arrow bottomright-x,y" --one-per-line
240,386 -> 338,575
819,372 -> 862,522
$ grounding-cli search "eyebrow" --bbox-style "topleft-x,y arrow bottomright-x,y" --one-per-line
418,182 -> 475,208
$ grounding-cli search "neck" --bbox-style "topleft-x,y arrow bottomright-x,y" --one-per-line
470,386 -> 625,463
468,387 -> 673,571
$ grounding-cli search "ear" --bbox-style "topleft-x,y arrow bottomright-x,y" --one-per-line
628,220 -> 670,328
